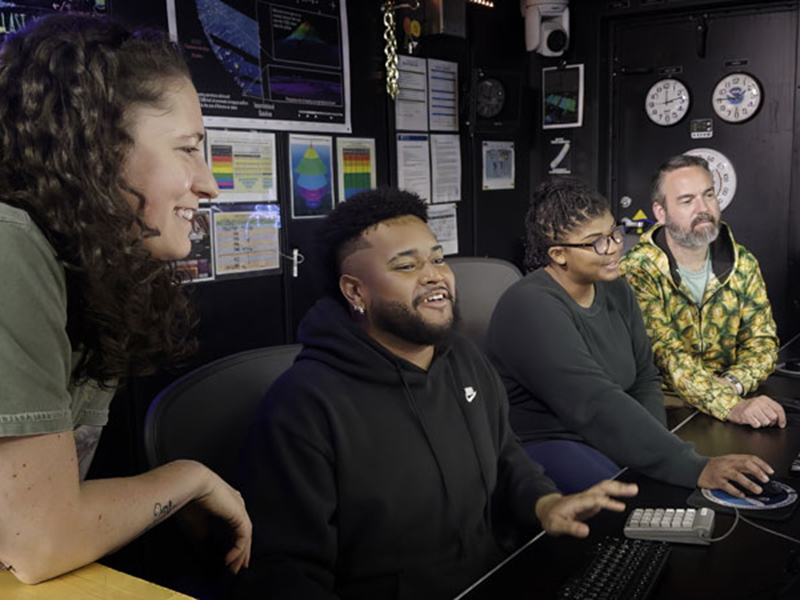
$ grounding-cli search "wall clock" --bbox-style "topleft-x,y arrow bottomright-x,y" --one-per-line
684,147 -> 737,211
712,72 -> 762,123
645,78 -> 690,126
475,77 -> 506,119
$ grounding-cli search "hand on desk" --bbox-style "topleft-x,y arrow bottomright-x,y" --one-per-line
535,481 -> 638,539
726,395 -> 787,429
697,454 -> 774,498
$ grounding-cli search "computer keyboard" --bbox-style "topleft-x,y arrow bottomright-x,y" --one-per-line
556,536 -> 671,600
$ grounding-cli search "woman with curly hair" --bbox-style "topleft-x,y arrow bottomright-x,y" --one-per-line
0,13 -> 251,583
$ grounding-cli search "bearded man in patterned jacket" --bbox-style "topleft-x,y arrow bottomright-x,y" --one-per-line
621,154 -> 786,430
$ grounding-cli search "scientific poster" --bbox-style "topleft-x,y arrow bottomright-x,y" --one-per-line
175,208 -> 214,282
289,134 -> 334,218
428,203 -> 458,255
0,2 -> 168,37
336,137 -> 376,201
430,134 -> 461,203
427,59 -> 458,132
397,133 -> 431,203
482,141 -> 515,190
169,0 -> 351,132
212,205 -> 281,276
395,55 -> 428,132
206,129 -> 278,202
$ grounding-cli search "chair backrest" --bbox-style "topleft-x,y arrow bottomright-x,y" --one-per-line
447,256 -> 523,348
144,344 -> 302,483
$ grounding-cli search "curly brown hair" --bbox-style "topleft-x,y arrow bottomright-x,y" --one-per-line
0,13 -> 197,385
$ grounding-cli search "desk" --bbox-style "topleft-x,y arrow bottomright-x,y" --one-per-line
457,375 -> 800,600
0,563 -> 195,600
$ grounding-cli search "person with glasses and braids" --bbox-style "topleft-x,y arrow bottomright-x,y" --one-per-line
486,178 -> 772,495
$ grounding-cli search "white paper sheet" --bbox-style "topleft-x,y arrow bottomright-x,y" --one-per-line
430,134 -> 461,203
395,55 -> 428,132
428,203 -> 458,255
427,59 -> 458,132
397,133 -> 431,203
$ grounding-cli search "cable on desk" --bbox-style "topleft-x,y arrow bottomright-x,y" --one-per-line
740,513 -> 800,545
707,508 -> 800,546
707,506 -> 740,543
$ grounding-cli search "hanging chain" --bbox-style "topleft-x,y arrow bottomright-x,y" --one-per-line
382,1 -> 399,100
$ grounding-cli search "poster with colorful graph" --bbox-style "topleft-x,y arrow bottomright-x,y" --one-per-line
336,137 -> 376,202
206,129 -> 278,202
289,134 -> 334,219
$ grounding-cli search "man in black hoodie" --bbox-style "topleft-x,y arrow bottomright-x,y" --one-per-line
236,188 -> 637,600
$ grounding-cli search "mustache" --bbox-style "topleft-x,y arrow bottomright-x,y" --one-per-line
691,213 -> 717,228
412,286 -> 453,308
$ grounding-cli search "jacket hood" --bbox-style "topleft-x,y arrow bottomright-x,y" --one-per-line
296,297 -> 452,385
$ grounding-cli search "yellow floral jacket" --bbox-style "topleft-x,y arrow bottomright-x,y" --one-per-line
620,223 -> 778,420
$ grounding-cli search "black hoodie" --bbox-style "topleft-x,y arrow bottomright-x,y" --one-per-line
236,298 -> 557,600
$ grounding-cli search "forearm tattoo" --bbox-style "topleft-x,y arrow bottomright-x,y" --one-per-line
152,499 -> 176,525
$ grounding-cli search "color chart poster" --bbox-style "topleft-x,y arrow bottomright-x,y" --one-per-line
169,0 -> 351,132
206,129 -> 278,202
336,137 -> 376,202
289,134 -> 334,219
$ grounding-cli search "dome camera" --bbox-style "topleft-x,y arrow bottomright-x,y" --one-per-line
520,0 -> 570,57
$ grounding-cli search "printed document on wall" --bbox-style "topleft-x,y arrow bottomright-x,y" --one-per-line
395,55 -> 428,132
176,208 -> 215,282
397,133 -> 431,203
206,130 -> 278,202
482,140 -> 515,190
427,59 -> 458,131
428,203 -> 458,255
430,134 -> 461,203
213,205 -> 281,276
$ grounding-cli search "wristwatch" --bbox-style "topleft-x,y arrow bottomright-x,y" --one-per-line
722,373 -> 744,396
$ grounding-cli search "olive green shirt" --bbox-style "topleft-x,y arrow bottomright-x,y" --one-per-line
0,203 -> 113,456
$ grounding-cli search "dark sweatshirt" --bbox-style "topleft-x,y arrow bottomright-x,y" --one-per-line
236,297 -> 557,600
486,269 -> 708,488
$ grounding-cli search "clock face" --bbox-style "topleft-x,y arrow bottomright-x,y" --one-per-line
684,147 -> 737,211
476,78 -> 505,119
712,73 -> 762,123
645,78 -> 690,126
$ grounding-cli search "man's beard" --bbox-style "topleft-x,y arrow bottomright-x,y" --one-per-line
370,297 -> 459,346
665,211 -> 720,248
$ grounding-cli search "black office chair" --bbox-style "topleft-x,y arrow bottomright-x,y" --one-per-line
142,344 -> 301,600
447,256 -> 523,349
144,343 -> 302,481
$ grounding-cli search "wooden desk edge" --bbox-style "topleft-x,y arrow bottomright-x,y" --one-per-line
0,562 -> 196,599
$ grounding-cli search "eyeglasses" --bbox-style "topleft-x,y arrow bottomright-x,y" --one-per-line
549,225 -> 626,256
